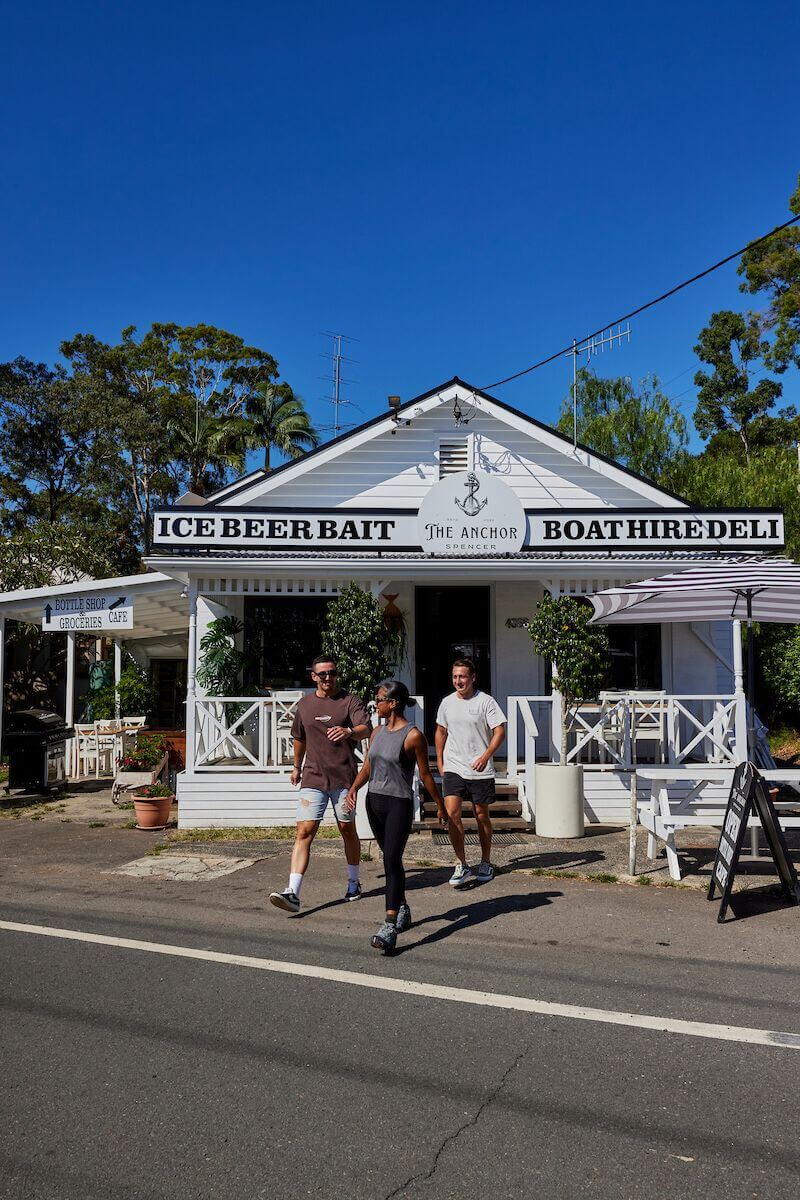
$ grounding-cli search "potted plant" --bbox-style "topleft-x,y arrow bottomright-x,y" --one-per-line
131,781 -> 175,830
113,734 -> 169,803
527,594 -> 609,838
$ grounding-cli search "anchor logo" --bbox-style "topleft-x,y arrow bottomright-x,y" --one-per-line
455,472 -> 488,517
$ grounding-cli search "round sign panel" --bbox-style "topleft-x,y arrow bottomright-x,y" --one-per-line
417,471 -> 526,555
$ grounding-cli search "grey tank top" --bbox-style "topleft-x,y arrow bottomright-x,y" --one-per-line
368,723 -> 416,798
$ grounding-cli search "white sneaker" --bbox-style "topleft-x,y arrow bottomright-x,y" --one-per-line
449,863 -> 474,888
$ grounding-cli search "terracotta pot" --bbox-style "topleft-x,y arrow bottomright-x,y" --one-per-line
132,793 -> 174,830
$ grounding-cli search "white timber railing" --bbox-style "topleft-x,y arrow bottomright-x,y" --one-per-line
191,693 -> 425,773
507,691 -> 748,781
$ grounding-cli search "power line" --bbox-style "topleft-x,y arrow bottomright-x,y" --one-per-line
481,212 -> 800,391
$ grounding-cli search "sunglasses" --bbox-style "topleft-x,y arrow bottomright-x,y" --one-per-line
314,669 -> 338,679
374,695 -> 392,704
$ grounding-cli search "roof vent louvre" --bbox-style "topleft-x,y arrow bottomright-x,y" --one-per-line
438,437 -> 469,479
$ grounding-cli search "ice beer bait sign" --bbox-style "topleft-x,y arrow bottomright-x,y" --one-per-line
152,487 -> 784,555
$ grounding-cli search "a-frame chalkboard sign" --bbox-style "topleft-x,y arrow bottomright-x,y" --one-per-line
708,761 -> 800,922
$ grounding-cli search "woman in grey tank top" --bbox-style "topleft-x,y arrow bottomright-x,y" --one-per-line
345,681 -> 445,953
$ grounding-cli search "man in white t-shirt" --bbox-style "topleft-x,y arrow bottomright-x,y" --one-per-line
435,658 -> 506,888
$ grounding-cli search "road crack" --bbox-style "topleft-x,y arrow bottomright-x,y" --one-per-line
382,1041 -> 532,1199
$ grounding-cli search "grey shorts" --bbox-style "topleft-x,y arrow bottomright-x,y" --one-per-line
296,787 -> 352,823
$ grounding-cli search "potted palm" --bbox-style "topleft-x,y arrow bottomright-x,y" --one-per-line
527,594 -> 609,838
131,781 -> 175,830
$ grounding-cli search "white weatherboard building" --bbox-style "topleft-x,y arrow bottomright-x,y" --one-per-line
0,379 -> 785,825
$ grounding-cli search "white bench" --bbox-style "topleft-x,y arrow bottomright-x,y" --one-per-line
634,766 -> 800,881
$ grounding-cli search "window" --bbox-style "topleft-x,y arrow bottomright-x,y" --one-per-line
438,437 -> 469,478
243,597 -> 330,690
607,624 -> 662,690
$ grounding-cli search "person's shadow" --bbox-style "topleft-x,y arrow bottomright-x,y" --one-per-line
395,889 -> 562,954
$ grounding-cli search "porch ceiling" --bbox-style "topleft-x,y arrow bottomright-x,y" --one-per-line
0,571 -> 187,640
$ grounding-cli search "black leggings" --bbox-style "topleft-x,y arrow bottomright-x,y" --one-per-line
366,791 -> 414,911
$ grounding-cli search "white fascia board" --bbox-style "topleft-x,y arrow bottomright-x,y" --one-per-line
214,390 -> 455,507
0,570 -> 178,609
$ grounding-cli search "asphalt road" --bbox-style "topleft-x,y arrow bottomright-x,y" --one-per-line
1,822 -> 799,1199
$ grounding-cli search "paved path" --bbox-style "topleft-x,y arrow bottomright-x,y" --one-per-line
1,823 -> 799,1198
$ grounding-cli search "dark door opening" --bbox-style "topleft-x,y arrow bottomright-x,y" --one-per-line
607,624 -> 662,690
415,586 -> 491,740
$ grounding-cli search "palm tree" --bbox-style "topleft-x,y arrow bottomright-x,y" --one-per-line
243,382 -> 319,470
167,408 -> 246,496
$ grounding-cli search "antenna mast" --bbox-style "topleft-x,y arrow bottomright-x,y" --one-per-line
321,332 -> 358,438
565,324 -> 632,449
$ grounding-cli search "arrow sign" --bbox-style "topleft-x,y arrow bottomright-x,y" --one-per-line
42,593 -> 134,632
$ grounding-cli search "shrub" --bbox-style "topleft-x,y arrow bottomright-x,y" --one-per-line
321,583 -> 393,702
527,593 -> 610,763
134,782 -> 174,799
196,615 -> 245,696
120,734 -> 167,771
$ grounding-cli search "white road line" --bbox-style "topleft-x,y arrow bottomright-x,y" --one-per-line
2,918 -> 798,1051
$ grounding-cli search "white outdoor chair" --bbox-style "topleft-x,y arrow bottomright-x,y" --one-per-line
271,691 -> 305,766
93,721 -> 117,777
629,692 -> 667,764
72,723 -> 98,779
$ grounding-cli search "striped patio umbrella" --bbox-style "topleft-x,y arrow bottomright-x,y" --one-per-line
588,557 -> 800,709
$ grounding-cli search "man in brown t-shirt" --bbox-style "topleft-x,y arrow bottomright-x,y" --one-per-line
269,654 -> 371,913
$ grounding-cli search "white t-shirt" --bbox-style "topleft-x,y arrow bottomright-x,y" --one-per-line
435,690 -> 507,780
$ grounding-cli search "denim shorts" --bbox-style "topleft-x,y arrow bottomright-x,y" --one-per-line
296,787 -> 352,823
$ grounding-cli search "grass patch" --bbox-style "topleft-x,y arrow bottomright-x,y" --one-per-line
60,818 -> 72,823
123,820 -> 138,830
29,814 -> 42,821
164,825 -> 345,844
88,821 -> 105,828
117,801 -> 135,810
636,874 -> 653,885
588,872 -> 619,884
413,859 -> 438,867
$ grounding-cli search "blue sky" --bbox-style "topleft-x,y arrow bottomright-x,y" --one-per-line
2,1 -> 798,464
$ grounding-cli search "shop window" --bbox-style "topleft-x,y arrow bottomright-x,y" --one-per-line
607,624 -> 662,690
243,597 -> 330,691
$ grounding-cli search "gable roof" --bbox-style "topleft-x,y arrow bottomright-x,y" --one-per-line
207,377 -> 689,509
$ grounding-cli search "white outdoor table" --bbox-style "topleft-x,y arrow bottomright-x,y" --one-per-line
635,766 -> 800,881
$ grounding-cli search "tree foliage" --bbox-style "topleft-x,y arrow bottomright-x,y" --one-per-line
739,173 -> 800,373
321,583 -> 393,704
243,381 -> 319,469
196,616 -> 246,696
693,310 -> 784,464
526,594 -> 610,763
556,369 -> 687,479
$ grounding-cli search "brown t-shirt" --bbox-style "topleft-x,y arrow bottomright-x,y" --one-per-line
291,691 -> 371,791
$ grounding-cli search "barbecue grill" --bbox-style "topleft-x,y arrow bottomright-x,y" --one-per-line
4,708 -> 73,793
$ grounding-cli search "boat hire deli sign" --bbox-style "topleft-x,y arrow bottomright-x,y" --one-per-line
152,472 -> 784,555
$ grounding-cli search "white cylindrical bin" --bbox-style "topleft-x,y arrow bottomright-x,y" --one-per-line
534,764 -> 585,838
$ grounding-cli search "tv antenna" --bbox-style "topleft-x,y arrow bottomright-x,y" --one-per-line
565,323 -> 632,449
320,332 -> 359,437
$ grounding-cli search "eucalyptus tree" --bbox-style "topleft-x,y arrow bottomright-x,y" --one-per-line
739,173 -> 800,373
62,323 -> 281,548
693,310 -> 782,465
556,369 -> 687,480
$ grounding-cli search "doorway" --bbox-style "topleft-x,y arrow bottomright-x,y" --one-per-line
415,586 -> 491,739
